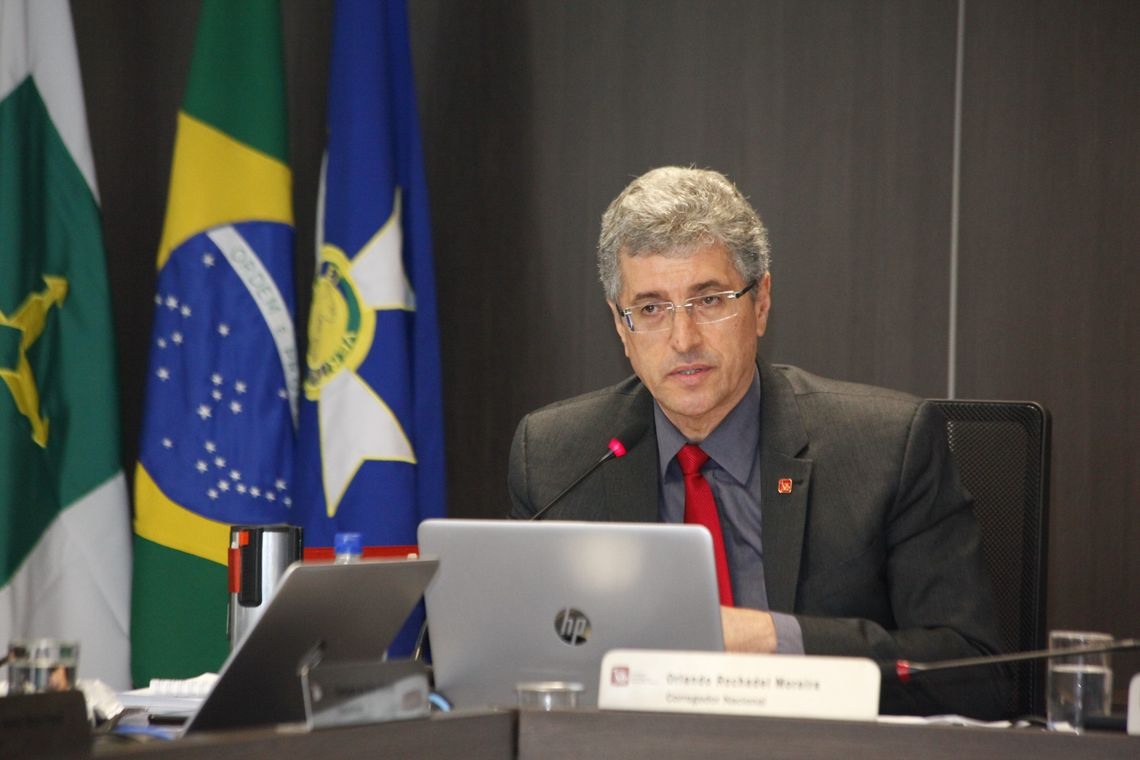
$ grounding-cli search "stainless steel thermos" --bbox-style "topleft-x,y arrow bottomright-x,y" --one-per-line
227,524 -> 303,647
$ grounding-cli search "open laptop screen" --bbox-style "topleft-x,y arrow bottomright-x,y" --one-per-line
418,519 -> 723,708
183,557 -> 438,733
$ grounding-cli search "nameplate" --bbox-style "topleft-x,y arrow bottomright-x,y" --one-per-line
1128,673 -> 1139,736
0,691 -> 91,759
598,649 -> 880,721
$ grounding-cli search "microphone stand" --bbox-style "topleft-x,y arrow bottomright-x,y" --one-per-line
892,638 -> 1140,681
526,448 -> 619,521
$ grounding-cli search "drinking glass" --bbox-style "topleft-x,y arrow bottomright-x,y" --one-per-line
7,639 -> 79,694
1047,630 -> 1113,732
516,681 -> 583,710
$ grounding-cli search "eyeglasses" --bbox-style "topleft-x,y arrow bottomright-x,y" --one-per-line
618,280 -> 758,333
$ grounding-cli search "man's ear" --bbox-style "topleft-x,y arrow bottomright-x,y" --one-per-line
754,273 -> 772,338
609,302 -> 632,358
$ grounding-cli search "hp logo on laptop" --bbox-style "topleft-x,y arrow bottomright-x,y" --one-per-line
554,607 -> 591,645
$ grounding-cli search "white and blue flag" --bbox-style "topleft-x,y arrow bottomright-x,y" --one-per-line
296,0 -> 447,656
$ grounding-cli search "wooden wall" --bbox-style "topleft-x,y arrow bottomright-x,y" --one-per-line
70,1 -> 1138,690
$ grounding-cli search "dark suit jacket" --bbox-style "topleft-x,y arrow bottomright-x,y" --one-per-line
508,360 -> 1009,718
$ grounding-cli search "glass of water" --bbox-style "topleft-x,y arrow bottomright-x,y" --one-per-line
516,681 -> 584,710
1046,630 -> 1113,732
7,639 -> 80,694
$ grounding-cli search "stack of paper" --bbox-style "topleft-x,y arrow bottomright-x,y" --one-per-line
118,673 -> 218,716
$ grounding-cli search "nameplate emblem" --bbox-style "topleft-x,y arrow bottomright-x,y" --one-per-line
598,649 -> 879,720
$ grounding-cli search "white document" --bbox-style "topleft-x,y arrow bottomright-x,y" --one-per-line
118,673 -> 218,715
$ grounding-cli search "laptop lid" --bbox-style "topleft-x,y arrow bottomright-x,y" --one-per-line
418,519 -> 723,709
183,557 -> 438,733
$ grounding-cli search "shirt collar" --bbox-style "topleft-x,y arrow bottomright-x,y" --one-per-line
654,369 -> 761,484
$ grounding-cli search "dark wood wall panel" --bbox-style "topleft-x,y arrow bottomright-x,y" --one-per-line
956,0 -> 1140,684
412,0 -> 958,519
67,0 -> 1138,691
74,0 -> 958,523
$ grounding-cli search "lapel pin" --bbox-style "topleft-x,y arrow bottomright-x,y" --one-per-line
777,478 -> 793,494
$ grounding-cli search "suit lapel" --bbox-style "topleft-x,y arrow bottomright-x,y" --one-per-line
601,382 -> 659,522
758,361 -> 812,612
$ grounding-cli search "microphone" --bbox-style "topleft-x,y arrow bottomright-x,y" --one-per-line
886,638 -> 1140,682
527,417 -> 650,521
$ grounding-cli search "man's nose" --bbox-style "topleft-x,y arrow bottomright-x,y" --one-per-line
668,306 -> 702,352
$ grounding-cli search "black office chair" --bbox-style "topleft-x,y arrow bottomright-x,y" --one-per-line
927,399 -> 1051,719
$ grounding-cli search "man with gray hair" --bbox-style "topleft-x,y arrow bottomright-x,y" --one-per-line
509,166 -> 1007,718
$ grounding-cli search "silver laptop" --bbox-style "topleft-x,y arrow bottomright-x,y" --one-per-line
418,519 -> 724,708
183,557 -> 438,733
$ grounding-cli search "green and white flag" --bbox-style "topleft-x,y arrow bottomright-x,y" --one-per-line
0,0 -> 132,689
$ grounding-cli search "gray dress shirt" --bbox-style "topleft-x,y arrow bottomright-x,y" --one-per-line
655,371 -> 804,654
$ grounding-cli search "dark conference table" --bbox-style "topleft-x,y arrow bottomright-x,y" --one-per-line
91,708 -> 1138,759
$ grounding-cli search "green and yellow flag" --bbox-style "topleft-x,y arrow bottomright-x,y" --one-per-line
131,0 -> 297,683
0,0 -> 132,689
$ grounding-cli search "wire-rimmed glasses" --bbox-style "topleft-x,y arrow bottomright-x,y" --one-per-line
618,280 -> 758,333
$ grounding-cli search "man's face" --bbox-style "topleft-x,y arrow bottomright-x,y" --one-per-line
611,243 -> 771,441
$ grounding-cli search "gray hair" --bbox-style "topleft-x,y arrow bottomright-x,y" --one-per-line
597,166 -> 771,303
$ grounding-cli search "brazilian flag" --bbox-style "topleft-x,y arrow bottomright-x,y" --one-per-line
131,0 -> 297,683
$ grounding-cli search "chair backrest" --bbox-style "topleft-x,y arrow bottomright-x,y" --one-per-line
926,399 -> 1050,718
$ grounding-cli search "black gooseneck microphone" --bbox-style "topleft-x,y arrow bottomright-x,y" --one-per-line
884,638 -> 1140,682
526,417 -> 651,521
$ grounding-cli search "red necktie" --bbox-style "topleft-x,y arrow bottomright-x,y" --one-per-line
677,444 -> 734,606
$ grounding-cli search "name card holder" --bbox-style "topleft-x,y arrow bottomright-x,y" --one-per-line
300,658 -> 430,730
598,649 -> 880,721
0,691 -> 90,759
